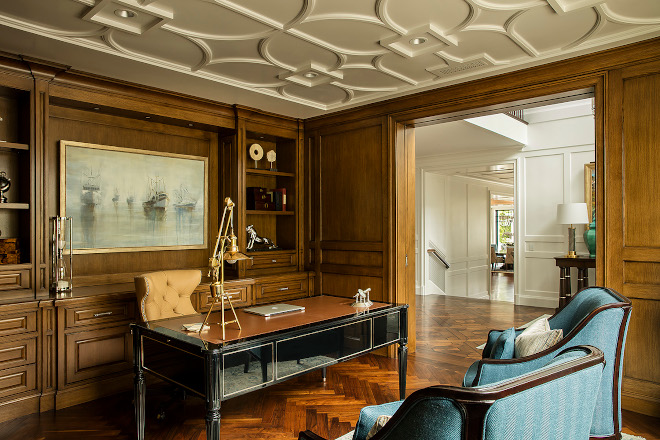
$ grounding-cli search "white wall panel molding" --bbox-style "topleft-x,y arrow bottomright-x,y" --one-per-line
1,0 -> 658,115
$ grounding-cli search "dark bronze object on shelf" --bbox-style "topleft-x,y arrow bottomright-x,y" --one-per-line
0,171 -> 10,203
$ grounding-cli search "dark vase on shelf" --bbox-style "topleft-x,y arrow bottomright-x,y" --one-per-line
583,220 -> 596,258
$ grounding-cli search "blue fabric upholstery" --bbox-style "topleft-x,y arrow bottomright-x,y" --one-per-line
347,347 -> 604,440
482,328 -> 524,359
489,327 -> 515,359
464,287 -> 631,438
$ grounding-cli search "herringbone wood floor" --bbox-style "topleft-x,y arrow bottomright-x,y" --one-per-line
0,295 -> 657,439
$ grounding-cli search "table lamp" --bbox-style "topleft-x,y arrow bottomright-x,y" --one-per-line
200,197 -> 251,338
557,203 -> 589,258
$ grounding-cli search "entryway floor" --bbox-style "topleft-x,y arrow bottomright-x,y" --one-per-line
490,271 -> 514,302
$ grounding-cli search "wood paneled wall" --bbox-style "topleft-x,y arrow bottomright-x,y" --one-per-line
305,38 -> 660,415
607,59 -> 660,417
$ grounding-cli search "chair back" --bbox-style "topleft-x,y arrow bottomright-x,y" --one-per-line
134,270 -> 201,322
504,246 -> 514,265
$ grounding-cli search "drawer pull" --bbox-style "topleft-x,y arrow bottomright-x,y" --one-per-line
93,311 -> 113,318
279,287 -> 289,291
272,259 -> 277,263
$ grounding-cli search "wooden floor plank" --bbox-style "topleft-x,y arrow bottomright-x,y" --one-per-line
0,294 -> 657,439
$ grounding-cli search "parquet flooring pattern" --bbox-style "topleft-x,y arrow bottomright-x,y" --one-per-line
0,295 -> 657,440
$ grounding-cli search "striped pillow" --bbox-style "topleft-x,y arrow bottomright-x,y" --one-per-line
515,328 -> 563,358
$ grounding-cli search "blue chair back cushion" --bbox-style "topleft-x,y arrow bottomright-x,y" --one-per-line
489,327 -> 516,359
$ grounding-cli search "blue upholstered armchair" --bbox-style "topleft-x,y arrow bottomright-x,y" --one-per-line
299,346 -> 605,440
463,287 -> 631,439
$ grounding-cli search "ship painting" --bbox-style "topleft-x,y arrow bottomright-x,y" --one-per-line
112,187 -> 120,207
80,168 -> 101,207
126,193 -> 135,208
173,184 -> 197,211
143,177 -> 168,213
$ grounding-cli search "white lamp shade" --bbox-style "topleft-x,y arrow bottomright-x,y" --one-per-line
557,203 -> 589,225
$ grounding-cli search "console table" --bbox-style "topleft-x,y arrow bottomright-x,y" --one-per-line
131,295 -> 408,440
554,256 -> 596,308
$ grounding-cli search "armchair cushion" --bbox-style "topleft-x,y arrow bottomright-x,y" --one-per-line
515,328 -> 563,358
489,327 -> 515,359
134,270 -> 201,322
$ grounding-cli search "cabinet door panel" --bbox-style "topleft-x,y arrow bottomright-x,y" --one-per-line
64,300 -> 136,329
0,336 -> 36,370
255,277 -> 308,304
0,269 -> 30,291
0,311 -> 37,337
64,325 -> 132,385
198,285 -> 249,312
0,363 -> 36,399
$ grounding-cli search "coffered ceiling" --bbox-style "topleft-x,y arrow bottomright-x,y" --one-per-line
0,0 -> 658,118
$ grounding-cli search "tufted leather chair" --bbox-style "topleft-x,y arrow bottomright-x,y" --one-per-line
134,270 -> 201,322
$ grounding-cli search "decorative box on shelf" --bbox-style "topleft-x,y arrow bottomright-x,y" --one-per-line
0,238 -> 20,264
247,187 -> 274,211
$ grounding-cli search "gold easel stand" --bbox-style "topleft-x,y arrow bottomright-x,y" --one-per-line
202,283 -> 242,340
199,197 -> 251,339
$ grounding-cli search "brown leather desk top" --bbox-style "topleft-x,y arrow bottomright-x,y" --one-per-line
145,295 -> 394,345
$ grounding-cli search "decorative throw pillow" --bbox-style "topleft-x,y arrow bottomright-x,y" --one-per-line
366,415 -> 391,440
490,327 -> 516,359
515,325 -> 563,358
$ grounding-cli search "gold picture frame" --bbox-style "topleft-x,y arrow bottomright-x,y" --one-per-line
584,162 -> 595,225
60,140 -> 208,254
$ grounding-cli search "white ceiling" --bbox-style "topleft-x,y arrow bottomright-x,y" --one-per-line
0,0 -> 658,118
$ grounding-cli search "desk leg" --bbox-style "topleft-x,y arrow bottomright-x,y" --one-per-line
205,351 -> 221,440
132,329 -> 145,440
398,342 -> 408,400
577,268 -> 589,291
558,267 -> 571,308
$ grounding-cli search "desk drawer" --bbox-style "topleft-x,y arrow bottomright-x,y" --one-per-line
247,252 -> 296,271
198,285 -> 249,312
0,336 -> 36,370
0,269 -> 30,291
0,363 -> 37,399
0,311 -> 37,338
255,277 -> 308,304
65,300 -> 136,329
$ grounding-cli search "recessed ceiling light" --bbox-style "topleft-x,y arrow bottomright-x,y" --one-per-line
303,72 -> 318,78
409,37 -> 427,45
114,9 -> 136,18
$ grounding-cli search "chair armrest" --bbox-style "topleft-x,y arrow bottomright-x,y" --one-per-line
470,353 -> 550,386
299,430 -> 329,440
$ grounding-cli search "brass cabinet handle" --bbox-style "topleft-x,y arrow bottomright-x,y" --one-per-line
93,311 -> 113,318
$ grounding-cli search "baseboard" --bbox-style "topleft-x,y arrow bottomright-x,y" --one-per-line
622,377 -> 660,417
55,372 -> 134,410
0,393 -> 40,424
515,294 -> 558,309
39,391 -> 56,412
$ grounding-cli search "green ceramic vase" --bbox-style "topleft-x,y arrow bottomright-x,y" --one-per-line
583,220 -> 596,258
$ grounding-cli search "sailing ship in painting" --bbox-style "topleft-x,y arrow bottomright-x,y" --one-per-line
80,168 -> 101,208
112,187 -> 120,207
173,184 -> 197,211
126,193 -> 135,209
143,177 -> 168,212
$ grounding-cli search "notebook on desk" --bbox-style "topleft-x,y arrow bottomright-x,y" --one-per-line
243,303 -> 305,317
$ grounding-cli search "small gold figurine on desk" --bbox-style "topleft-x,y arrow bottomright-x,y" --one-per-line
200,197 -> 252,338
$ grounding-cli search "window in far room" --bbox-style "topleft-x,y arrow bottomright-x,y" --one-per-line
496,209 -> 514,252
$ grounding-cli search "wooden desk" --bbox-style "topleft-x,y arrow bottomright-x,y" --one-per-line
131,295 -> 408,440
554,256 -> 596,308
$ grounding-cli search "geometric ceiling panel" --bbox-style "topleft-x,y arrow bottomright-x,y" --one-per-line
512,5 -> 600,53
110,29 -> 203,67
281,83 -> 348,106
0,0 -> 658,117
203,62 -> 287,86
164,0 -> 273,38
264,33 -> 341,71
381,0 -> 471,33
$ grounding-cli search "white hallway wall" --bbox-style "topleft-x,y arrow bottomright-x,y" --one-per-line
416,102 -> 595,307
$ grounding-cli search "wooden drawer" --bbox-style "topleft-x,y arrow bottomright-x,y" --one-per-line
255,277 -> 308,304
63,324 -> 132,386
0,269 -> 30,291
0,336 -> 36,370
0,363 -> 37,399
64,300 -> 136,329
246,251 -> 296,271
0,311 -> 37,338
197,285 -> 249,312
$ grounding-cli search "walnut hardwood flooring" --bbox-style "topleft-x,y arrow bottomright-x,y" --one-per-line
0,295 -> 657,440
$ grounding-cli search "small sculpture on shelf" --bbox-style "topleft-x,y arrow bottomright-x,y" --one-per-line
266,149 -> 276,171
51,216 -> 72,294
246,224 -> 279,251
249,143 -> 263,169
351,288 -> 372,308
0,171 -> 10,203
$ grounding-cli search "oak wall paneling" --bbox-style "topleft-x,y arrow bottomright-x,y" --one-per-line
606,59 -> 660,417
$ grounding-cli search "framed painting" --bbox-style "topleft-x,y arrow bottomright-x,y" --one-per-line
584,162 -> 596,224
60,140 -> 208,253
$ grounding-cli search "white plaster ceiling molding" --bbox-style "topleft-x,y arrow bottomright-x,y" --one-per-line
0,0 -> 658,117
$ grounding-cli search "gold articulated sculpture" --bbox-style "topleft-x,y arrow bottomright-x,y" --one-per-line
200,197 -> 251,339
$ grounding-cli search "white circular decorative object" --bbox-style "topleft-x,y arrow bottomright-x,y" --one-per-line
249,143 -> 263,161
266,149 -> 276,163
